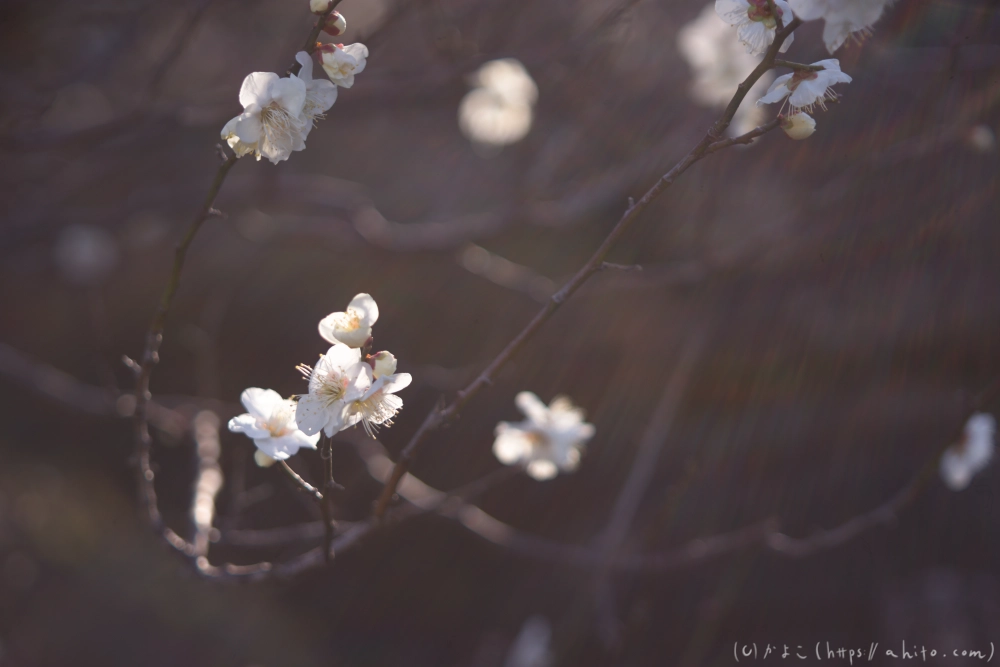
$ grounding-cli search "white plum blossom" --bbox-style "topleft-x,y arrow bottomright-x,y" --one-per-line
318,293 -> 379,348
941,413 -> 995,491
756,59 -> 851,112
678,3 -> 775,137
371,350 -> 397,379
292,51 -> 338,148
715,0 -> 795,56
345,370 -> 412,437
318,43 -> 368,88
221,71 -> 308,164
228,388 -> 320,460
789,0 -> 892,53
295,343 -> 372,437
781,111 -> 816,139
493,392 -> 596,481
459,58 -> 538,149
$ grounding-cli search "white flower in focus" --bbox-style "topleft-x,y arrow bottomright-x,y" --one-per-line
221,72 -> 308,164
459,58 -> 538,149
756,59 -> 851,112
318,293 -> 379,348
789,0 -> 892,53
678,3 -> 776,137
503,616 -> 553,667
318,43 -> 369,88
53,223 -> 120,285
295,344 -> 372,437
228,388 -> 320,460
941,413 -> 995,491
371,350 -> 397,379
345,371 -> 412,437
493,392 -> 595,481
310,0 -> 333,14
781,111 -> 816,139
715,0 -> 795,56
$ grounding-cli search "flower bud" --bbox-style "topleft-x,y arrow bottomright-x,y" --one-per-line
254,450 -> 277,467
310,0 -> 333,14
372,351 -> 397,379
322,11 -> 347,36
781,112 -> 815,140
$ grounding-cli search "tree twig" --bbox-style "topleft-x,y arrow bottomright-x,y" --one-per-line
372,18 -> 802,519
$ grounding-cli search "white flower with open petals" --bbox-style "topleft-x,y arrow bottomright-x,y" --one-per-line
292,51 -> 338,147
493,392 -> 595,481
318,43 -> 368,88
789,0 -> 891,53
941,413 -> 995,491
715,0 -> 795,56
318,293 -> 379,348
757,59 -> 851,112
220,72 -> 308,164
345,371 -> 412,437
295,344 -> 372,437
228,388 -> 320,460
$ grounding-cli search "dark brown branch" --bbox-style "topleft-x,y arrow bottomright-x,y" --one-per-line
372,18 -> 801,520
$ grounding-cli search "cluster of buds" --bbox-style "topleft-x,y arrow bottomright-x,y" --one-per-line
220,3 -> 368,164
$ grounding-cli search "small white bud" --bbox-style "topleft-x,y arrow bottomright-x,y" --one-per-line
781,112 -> 816,140
372,351 -> 397,379
310,0 -> 333,14
254,450 -> 277,467
322,11 -> 347,36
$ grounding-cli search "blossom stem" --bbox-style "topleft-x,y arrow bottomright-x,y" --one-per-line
372,16 -> 803,520
279,461 -> 324,502
134,153 -> 237,533
320,437 -> 335,564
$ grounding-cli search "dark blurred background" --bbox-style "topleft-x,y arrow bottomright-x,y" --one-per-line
1,0 -> 1000,664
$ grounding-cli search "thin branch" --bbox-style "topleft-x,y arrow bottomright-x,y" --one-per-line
372,18 -> 801,519
279,461 -> 324,503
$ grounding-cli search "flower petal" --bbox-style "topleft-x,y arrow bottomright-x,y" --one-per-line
240,387 -> 283,421
228,413 -> 270,439
239,72 -> 279,109
515,391 -> 550,424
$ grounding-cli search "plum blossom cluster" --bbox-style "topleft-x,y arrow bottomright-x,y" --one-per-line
229,294 -> 412,464
940,413 -> 995,491
709,0 -> 896,140
493,392 -> 596,481
221,5 -> 368,164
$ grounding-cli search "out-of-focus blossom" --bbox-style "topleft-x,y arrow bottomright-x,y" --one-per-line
292,51 -> 338,146
781,111 -> 816,138
345,371 -> 411,437
318,43 -> 368,88
295,344 -> 372,437
678,3 -> 775,136
318,293 -> 379,348
967,124 -> 996,153
715,0 -> 795,56
53,223 -> 120,285
941,413 -> 995,491
757,59 -> 851,112
228,388 -> 320,460
371,350 -> 397,379
789,0 -> 892,53
459,58 -> 538,149
310,0 -> 333,14
221,72 -> 308,163
493,392 -> 595,481
503,615 -> 553,667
